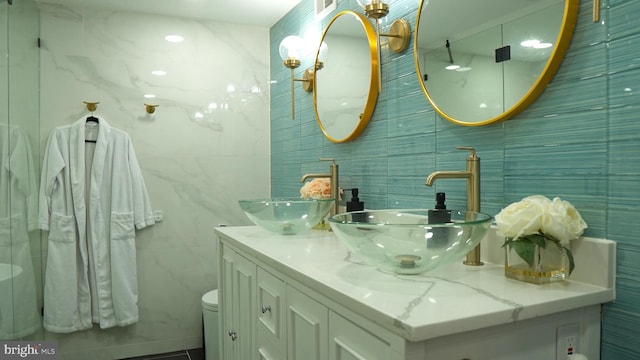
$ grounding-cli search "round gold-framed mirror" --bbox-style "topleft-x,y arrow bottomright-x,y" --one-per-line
314,10 -> 379,142
414,0 -> 579,126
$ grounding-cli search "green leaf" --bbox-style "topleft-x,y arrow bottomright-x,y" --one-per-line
513,239 -> 535,267
564,246 -> 575,275
527,233 -> 547,248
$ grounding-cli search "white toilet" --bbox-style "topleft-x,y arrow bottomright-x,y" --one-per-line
202,289 -> 219,360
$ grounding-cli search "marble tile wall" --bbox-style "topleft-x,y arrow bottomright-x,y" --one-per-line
270,0 -> 640,358
37,3 -> 270,358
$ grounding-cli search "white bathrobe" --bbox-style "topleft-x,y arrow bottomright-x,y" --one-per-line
38,116 -> 155,333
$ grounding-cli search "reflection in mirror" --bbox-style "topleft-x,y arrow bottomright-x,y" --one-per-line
415,0 -> 578,126
314,10 -> 379,143
0,0 -> 42,340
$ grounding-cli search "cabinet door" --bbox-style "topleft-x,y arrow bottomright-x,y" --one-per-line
220,245 -> 257,360
287,285 -> 328,360
257,267 -> 286,359
328,311 -> 397,360
234,252 -> 257,360
220,245 -> 237,360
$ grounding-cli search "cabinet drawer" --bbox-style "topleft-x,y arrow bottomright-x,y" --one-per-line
257,267 -> 286,358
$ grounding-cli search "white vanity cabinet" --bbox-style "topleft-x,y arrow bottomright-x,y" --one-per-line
220,239 -> 404,360
216,226 -> 615,360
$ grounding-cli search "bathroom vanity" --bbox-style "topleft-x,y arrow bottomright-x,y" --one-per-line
214,226 -> 615,360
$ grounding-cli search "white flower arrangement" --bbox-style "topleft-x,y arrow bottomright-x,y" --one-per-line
495,195 -> 588,275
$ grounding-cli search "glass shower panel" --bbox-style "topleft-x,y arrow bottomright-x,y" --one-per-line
1,0 -> 42,340
0,0 -> 14,340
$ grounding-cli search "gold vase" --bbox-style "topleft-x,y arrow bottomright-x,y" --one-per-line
504,241 -> 567,284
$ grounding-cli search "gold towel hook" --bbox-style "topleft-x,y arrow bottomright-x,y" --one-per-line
83,101 -> 99,112
145,104 -> 159,114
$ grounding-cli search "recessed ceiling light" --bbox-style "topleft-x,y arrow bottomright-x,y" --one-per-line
521,39 -> 553,49
533,42 -> 553,49
144,94 -> 156,99
152,70 -> 167,76
165,35 -> 184,43
445,64 -> 460,70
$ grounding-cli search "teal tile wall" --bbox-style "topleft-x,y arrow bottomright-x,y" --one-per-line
270,0 -> 640,358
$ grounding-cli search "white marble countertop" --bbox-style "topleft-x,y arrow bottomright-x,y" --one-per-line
214,225 -> 615,342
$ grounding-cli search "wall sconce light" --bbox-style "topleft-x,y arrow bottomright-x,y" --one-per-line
303,41 -> 329,92
279,36 -> 328,120
357,0 -> 410,53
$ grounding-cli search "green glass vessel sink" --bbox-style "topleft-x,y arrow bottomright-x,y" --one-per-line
328,209 -> 493,274
239,198 -> 335,235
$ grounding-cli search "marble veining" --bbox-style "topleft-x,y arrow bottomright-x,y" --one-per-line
425,275 -> 525,322
395,278 -> 436,321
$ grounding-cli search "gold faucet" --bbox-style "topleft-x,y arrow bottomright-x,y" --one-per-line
425,146 -> 482,266
301,158 -> 340,217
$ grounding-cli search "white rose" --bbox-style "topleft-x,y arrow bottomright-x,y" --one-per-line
541,197 -> 588,245
495,195 -> 551,239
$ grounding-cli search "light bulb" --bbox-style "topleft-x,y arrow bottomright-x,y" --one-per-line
318,41 -> 329,63
279,35 -> 304,61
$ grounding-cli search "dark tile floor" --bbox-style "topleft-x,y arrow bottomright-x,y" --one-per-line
121,347 -> 205,360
